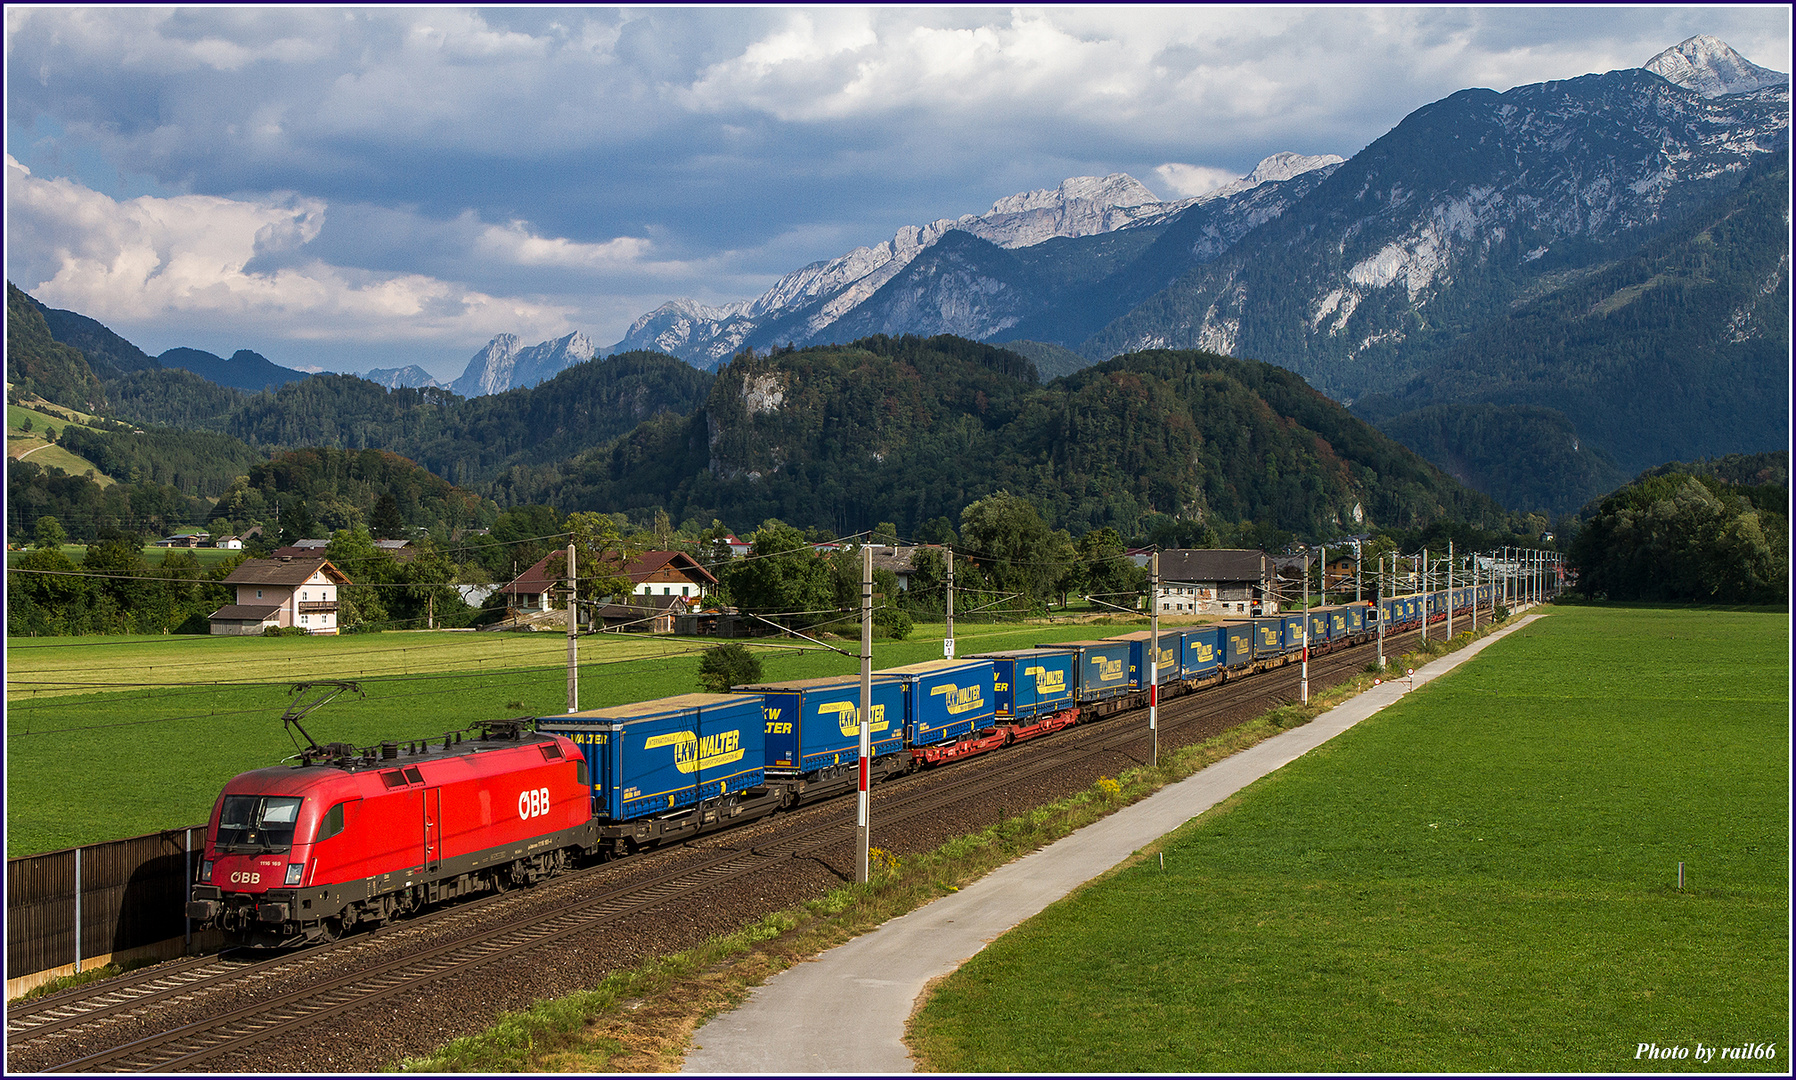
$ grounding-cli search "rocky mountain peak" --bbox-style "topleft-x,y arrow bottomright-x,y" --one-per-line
1645,35 -> 1788,98
1196,152 -> 1348,203
985,173 -> 1161,217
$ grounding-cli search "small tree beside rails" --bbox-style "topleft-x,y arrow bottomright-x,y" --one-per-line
697,643 -> 762,693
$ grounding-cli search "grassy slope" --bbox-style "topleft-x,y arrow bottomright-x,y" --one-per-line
6,400 -> 116,486
910,606 -> 1789,1072
3,618 -> 1136,856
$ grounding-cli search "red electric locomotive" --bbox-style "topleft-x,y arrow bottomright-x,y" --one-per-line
187,696 -> 597,948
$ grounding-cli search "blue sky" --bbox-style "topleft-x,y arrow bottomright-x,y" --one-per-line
5,5 -> 1789,382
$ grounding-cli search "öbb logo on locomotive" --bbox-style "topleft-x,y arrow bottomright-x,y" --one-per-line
518,786 -> 552,820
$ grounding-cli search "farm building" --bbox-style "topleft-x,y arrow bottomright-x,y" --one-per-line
209,556 -> 352,635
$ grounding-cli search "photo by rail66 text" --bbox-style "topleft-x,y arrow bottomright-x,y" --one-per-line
1635,1042 -> 1777,1064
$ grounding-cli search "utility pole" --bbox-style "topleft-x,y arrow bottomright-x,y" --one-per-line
566,541 -> 577,713
1301,553 -> 1310,703
856,545 -> 873,884
1376,551 -> 1385,670
944,547 -> 955,659
1149,551 -> 1159,768
1355,541 -> 1361,604
1421,548 -> 1430,641
1447,541 -> 1454,640
1319,544 -> 1327,606
1470,552 -> 1478,633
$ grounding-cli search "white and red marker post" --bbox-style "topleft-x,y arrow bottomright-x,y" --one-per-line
856,544 -> 873,884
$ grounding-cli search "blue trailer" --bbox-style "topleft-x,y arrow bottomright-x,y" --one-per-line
1110,629 -> 1183,689
735,674 -> 905,777
885,659 -> 996,748
1250,616 -> 1285,659
1036,640 -> 1133,705
1280,612 -> 1306,652
542,693 -> 766,823
1180,625 -> 1223,679
1306,607 -> 1332,647
971,648 -> 1077,721
1215,622 -> 1255,670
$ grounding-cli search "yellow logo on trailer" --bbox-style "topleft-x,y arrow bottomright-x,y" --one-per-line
1091,655 -> 1124,681
821,701 -> 889,737
930,682 -> 986,714
1023,666 -> 1066,695
643,729 -> 745,773
1190,641 -> 1215,663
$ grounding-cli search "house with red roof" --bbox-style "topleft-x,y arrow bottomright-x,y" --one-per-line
498,550 -> 720,629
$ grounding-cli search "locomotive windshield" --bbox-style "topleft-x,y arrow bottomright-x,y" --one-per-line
216,794 -> 305,851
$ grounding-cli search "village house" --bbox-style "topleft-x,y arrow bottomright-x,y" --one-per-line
209,555 -> 352,635
499,550 -> 720,631
1148,549 -> 1286,616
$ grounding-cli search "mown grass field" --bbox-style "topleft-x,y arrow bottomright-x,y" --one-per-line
908,606 -> 1790,1073
3,618 -> 1139,856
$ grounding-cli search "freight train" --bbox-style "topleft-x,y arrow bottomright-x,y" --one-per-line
188,587 -> 1498,947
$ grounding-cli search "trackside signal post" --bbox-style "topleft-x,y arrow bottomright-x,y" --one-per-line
857,545 -> 873,884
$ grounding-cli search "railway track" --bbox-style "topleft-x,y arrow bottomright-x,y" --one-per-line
13,621 -> 1439,1073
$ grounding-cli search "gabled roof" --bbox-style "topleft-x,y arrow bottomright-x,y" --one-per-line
501,552 -> 561,597
621,550 -> 719,585
1156,549 -> 1271,586
222,556 -> 352,587
503,549 -> 719,596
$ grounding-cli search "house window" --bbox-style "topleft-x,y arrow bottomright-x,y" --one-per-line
300,615 -> 308,624
256,589 -> 263,599
664,586 -> 672,595
302,591 -> 309,601
682,585 -> 690,597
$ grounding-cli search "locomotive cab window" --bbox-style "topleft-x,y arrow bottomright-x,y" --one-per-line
217,794 -> 304,850
315,800 -> 354,842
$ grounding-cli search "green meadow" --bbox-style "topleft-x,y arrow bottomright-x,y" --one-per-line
909,606 -> 1790,1073
3,619 -> 1120,856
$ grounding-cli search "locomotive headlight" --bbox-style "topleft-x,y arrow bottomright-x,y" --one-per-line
199,860 -> 214,883
284,863 -> 304,886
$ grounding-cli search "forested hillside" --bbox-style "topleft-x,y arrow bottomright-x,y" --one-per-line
7,282 -> 106,411
503,336 -> 1517,540
105,349 -> 715,490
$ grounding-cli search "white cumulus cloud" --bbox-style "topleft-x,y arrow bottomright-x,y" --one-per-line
1154,163 -> 1244,199
5,155 -> 575,346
